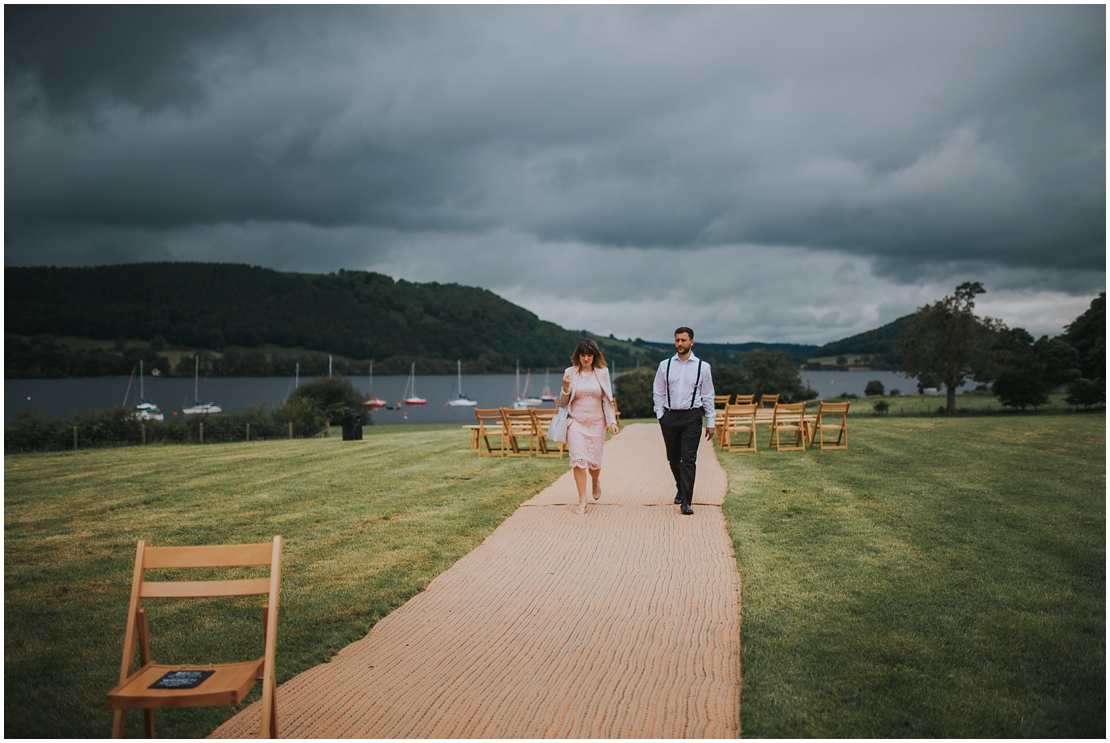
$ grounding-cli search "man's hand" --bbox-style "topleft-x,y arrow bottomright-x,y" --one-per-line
704,427 -> 715,442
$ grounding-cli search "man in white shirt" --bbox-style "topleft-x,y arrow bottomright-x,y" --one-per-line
652,327 -> 715,515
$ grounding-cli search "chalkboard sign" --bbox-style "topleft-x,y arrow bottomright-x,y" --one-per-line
149,670 -> 215,690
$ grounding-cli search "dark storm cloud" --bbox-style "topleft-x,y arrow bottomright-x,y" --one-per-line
4,4 -> 1104,339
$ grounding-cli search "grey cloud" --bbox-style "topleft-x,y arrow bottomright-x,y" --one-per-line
4,5 -> 1104,342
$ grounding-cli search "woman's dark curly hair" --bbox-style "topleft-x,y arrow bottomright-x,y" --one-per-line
571,338 -> 607,371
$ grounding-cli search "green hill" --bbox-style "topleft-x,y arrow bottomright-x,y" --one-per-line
4,263 -> 661,377
812,315 -> 910,367
4,262 -> 908,378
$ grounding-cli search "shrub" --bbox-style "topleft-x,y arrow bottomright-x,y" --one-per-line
614,366 -> 655,418
864,380 -> 885,396
873,400 -> 890,414
1065,378 -> 1105,410
836,392 -> 858,400
287,375 -> 367,424
889,388 -> 901,396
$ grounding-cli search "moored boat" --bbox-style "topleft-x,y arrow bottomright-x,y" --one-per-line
403,363 -> 427,405
445,360 -> 477,407
182,356 -> 222,415
362,361 -> 387,408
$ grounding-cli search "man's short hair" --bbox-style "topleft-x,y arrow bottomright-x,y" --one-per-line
674,326 -> 694,339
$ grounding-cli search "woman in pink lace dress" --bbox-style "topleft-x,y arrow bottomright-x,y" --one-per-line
558,339 -> 619,515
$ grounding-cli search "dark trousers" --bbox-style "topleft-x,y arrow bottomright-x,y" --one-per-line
659,408 -> 703,506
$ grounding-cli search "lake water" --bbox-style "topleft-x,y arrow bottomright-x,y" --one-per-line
4,369 -> 953,424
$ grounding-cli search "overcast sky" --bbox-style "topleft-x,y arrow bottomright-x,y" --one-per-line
5,5 -> 1105,344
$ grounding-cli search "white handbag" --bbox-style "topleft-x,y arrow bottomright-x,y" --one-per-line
546,406 -> 569,443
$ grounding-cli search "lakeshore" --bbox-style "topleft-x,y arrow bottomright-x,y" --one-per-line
6,370 -> 933,423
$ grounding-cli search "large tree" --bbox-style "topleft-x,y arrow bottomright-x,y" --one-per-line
896,282 -> 998,414
1062,292 -> 1105,383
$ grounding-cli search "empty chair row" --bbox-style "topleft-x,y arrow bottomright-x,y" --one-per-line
719,400 -> 850,453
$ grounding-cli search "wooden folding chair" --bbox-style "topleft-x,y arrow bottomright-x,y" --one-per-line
474,409 -> 506,457
720,403 -> 758,453
813,401 -> 850,450
733,394 -> 755,405
768,402 -> 807,452
531,408 -> 566,458
501,408 -> 536,457
105,537 -> 282,738
714,394 -> 732,410
758,393 -> 779,409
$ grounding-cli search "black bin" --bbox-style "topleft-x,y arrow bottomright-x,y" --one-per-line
341,411 -> 363,441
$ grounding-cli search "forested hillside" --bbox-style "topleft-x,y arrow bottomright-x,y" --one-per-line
5,263 -> 659,376
810,315 -> 910,368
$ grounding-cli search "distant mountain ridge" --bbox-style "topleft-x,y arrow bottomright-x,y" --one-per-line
813,315 -> 911,359
5,263 -> 615,374
5,262 -> 895,378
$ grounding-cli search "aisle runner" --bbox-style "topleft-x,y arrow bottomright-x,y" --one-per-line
213,424 -> 740,738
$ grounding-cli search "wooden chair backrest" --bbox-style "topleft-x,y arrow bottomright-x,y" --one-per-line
500,408 -> 536,456
817,401 -> 850,418
733,394 -> 755,405
713,394 -> 732,409
771,401 -> 806,424
474,409 -> 506,456
759,393 -> 780,408
725,403 -> 758,423
530,408 -> 565,457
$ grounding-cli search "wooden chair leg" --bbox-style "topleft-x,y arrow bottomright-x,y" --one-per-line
112,710 -> 126,738
269,676 -> 279,738
137,607 -> 154,737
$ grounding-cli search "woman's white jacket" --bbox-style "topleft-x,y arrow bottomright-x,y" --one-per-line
557,365 -> 617,427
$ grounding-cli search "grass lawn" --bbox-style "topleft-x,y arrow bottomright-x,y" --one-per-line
718,412 -> 1106,737
4,424 -> 568,738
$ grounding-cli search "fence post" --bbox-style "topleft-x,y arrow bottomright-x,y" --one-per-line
141,423 -> 146,446
325,421 -> 330,438
288,422 -> 293,439
199,422 -> 204,445
246,422 -> 250,442
73,426 -> 78,450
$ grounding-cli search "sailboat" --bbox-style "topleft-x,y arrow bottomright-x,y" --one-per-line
541,368 -> 556,402
133,360 -> 164,421
362,361 -> 387,408
182,356 -> 222,415
512,361 -> 543,408
520,368 -> 543,407
445,360 -> 477,407
402,363 -> 427,405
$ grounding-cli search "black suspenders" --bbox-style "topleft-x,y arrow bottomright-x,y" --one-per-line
665,357 -> 702,409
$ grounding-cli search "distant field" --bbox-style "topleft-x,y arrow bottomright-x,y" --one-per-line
4,425 -> 567,738
718,413 -> 1105,737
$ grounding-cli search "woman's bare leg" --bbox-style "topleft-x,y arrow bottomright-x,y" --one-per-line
590,468 -> 602,499
573,467 -> 588,514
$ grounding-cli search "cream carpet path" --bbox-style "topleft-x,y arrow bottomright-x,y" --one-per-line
213,424 -> 740,738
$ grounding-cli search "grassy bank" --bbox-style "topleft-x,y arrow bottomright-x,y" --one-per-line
4,425 -> 567,738
718,413 -> 1105,737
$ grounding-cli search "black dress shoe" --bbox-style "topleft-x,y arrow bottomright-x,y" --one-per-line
680,503 -> 694,515
674,495 -> 682,505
